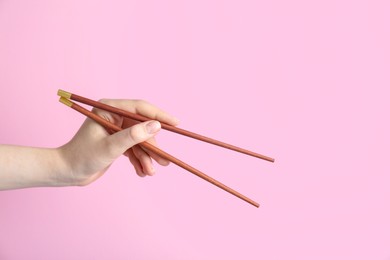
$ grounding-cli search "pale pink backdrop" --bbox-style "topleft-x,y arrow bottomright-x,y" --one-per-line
0,0 -> 389,259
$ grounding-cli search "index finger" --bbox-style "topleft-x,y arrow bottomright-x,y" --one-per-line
100,99 -> 180,126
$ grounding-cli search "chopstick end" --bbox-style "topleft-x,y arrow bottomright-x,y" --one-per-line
59,97 -> 73,107
57,89 -> 72,99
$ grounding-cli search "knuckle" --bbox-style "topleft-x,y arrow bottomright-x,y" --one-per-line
134,99 -> 148,108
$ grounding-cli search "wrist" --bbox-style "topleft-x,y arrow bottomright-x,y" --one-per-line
0,145 -> 77,190
52,146 -> 79,187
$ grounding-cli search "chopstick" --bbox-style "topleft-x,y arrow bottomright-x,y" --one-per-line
58,89 -> 274,163
59,97 -> 260,208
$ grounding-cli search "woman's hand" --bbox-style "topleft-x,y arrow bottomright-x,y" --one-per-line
0,99 -> 178,190
58,99 -> 179,186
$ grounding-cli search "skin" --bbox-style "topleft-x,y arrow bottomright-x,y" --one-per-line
0,99 -> 179,190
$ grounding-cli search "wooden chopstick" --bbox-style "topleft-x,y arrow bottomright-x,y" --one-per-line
58,89 -> 274,163
59,97 -> 260,208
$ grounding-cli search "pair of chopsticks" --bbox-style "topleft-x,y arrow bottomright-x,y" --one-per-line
58,89 -> 274,208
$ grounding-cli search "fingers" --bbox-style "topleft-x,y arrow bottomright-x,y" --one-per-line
125,140 -> 169,177
100,99 -> 180,126
144,137 -> 170,166
126,148 -> 146,177
103,120 -> 161,160
133,100 -> 180,126
92,99 -> 178,178
132,145 -> 155,176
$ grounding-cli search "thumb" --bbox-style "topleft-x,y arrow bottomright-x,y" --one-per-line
103,120 -> 161,159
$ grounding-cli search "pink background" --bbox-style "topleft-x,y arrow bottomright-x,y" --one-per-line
1,0 -> 389,259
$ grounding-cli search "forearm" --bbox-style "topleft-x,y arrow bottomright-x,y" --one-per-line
0,145 -> 70,190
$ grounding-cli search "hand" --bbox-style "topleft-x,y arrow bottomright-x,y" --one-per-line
58,99 -> 179,186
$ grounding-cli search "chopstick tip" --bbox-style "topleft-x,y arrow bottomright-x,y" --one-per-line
57,89 -> 72,99
59,97 -> 73,107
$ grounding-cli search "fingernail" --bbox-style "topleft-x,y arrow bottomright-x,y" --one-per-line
146,121 -> 161,134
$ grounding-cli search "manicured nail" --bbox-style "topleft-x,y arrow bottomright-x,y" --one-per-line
146,121 -> 161,134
